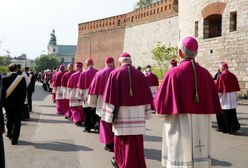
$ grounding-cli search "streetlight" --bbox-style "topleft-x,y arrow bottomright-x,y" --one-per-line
82,35 -> 91,59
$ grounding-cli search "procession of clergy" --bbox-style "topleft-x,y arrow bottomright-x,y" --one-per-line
49,37 -> 240,168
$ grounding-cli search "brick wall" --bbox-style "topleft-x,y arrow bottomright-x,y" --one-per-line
75,0 -> 178,69
78,0 -> 177,35
75,28 -> 125,69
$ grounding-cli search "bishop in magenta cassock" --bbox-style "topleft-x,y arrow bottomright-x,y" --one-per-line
153,37 -> 221,168
61,63 -> 74,119
52,65 -> 65,114
87,56 -> 115,152
76,58 -> 98,132
145,65 -> 159,98
102,52 -> 153,168
216,62 -> 240,134
67,62 -> 84,126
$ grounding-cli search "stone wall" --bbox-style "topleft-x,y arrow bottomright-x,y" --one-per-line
123,15 -> 179,67
75,0 -> 178,69
179,0 -> 248,97
78,0 -> 177,35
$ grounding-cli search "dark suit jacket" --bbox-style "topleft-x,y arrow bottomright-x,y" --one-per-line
25,72 -> 36,93
1,72 -> 26,109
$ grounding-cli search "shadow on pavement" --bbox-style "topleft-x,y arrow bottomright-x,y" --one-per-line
212,120 -> 248,137
211,158 -> 232,167
33,112 -> 63,117
29,118 -> 71,124
144,148 -> 161,161
144,135 -> 162,142
19,140 -> 94,152
34,104 -> 56,108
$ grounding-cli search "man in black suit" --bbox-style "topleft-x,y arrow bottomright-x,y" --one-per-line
2,63 -> 26,145
25,67 -> 35,112
0,73 -> 5,168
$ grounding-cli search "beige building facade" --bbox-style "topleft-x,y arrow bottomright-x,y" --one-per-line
179,0 -> 248,96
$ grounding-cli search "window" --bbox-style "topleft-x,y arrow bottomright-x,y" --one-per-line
230,11 -> 237,32
203,14 -> 222,39
195,21 -> 199,37
53,48 -> 56,52
118,20 -> 121,26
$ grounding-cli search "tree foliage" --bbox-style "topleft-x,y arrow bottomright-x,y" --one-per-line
151,42 -> 177,70
0,55 -> 11,66
35,54 -> 59,72
0,55 -> 12,74
134,0 -> 154,9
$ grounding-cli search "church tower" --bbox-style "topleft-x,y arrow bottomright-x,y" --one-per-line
47,29 -> 57,55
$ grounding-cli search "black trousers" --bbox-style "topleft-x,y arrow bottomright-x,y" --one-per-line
84,107 -> 100,130
27,91 -> 33,112
43,83 -> 47,91
21,104 -> 30,120
0,134 -> 5,168
5,108 -> 22,143
217,109 -> 240,133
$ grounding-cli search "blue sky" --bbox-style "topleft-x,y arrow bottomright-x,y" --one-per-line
0,0 -> 137,59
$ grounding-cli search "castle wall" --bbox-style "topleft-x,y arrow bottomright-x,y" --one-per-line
179,0 -> 248,97
123,15 -> 179,67
75,28 -> 125,69
75,0 -> 178,69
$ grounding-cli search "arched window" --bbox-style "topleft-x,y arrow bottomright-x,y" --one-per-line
203,14 -> 222,39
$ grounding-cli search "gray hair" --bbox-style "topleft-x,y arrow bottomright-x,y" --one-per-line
178,42 -> 198,59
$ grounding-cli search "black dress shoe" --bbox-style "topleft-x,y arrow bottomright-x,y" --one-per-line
111,157 -> 118,168
11,141 -> 19,145
75,122 -> 82,127
83,128 -> 91,133
105,144 -> 114,152
6,134 -> 12,140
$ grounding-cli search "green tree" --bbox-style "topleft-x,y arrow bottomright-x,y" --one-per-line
0,55 -> 12,74
0,55 -> 11,66
151,42 -> 177,76
134,0 -> 154,9
35,54 -> 59,72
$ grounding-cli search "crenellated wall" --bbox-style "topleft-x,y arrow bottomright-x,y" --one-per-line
75,0 -> 178,69
78,0 -> 177,35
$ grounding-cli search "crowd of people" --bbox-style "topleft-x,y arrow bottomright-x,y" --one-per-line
0,63 -> 36,168
0,36 -> 241,168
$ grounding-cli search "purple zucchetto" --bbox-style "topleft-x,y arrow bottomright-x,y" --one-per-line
179,37 -> 198,58
105,56 -> 114,64
76,62 -> 83,68
86,58 -> 94,65
119,52 -> 131,63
